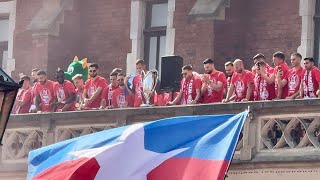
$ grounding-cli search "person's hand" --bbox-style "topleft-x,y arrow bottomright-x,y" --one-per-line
317,89 -> 320,97
166,101 -> 174,106
84,98 -> 91,106
241,98 -> 248,102
222,99 -> 228,103
99,106 -> 105,110
286,96 -> 295,100
202,75 -> 209,83
191,100 -> 198,104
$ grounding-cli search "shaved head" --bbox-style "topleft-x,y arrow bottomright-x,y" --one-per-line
233,59 -> 244,73
233,59 -> 243,66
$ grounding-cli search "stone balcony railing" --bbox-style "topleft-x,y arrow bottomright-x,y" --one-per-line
2,99 -> 320,179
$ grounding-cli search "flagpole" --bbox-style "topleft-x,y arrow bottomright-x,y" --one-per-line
224,106 -> 252,180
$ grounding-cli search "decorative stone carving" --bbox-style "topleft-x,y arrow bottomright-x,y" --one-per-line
261,117 -> 320,149
56,124 -> 117,142
2,130 -> 43,160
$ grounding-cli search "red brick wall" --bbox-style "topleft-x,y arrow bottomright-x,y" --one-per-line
13,0 -> 131,81
213,0 -> 250,71
243,0 -> 301,67
174,0 -> 215,74
214,0 -> 301,71
12,0 -> 43,80
81,0 -> 131,80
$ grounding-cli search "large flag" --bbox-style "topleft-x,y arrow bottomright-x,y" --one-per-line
27,111 -> 248,180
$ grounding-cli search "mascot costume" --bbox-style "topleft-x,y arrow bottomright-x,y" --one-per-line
64,56 -> 89,82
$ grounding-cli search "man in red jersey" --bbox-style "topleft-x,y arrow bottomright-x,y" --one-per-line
224,61 -> 234,92
252,53 -> 274,76
224,59 -> 254,102
111,73 -> 133,108
72,74 -> 85,110
201,58 -> 227,103
253,61 -> 275,101
167,65 -> 202,105
273,51 -> 290,99
276,53 -> 304,99
128,59 -> 146,107
53,69 -> 77,112
300,57 -> 320,98
29,68 -> 39,113
83,63 -> 107,110
34,70 -> 55,113
100,71 -> 120,109
12,75 -> 32,114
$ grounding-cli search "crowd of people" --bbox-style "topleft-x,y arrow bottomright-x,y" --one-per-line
12,51 -> 320,114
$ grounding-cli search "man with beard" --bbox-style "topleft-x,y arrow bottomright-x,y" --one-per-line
224,61 -> 234,92
100,71 -> 120,109
253,61 -> 275,101
34,70 -> 55,113
300,57 -> 320,98
29,68 -> 39,113
201,58 -> 227,103
83,63 -> 108,110
12,75 -> 32,114
53,69 -> 77,112
277,53 -> 304,99
224,59 -> 254,102
167,65 -> 202,105
111,73 -> 133,108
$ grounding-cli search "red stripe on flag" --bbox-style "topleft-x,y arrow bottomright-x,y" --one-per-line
148,158 -> 230,180
33,157 -> 100,180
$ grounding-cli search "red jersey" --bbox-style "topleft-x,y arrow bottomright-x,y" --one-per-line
154,92 -> 171,106
102,84 -> 119,107
286,67 -> 304,97
302,66 -> 320,98
13,88 -> 32,114
132,73 -> 144,107
231,70 -> 254,101
202,71 -> 227,103
254,73 -> 275,101
84,76 -> 107,109
180,75 -> 202,105
75,87 -> 84,105
34,80 -> 55,112
274,62 -> 289,99
53,80 -> 76,111
111,87 -> 133,108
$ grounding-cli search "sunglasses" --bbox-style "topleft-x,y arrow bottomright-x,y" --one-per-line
89,70 -> 97,73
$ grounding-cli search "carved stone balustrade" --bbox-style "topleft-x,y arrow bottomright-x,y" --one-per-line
2,99 -> 320,179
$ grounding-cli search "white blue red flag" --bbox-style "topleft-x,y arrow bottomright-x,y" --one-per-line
27,111 -> 248,180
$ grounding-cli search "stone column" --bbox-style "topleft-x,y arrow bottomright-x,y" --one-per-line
298,0 -> 316,61
127,0 -> 146,75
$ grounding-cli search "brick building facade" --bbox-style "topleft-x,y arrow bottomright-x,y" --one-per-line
0,0 -> 316,81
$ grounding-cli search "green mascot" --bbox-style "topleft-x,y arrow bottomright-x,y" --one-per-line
64,56 -> 89,82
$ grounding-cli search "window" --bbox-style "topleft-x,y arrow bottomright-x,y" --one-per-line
314,0 -> 320,64
0,16 -> 9,69
144,0 -> 168,73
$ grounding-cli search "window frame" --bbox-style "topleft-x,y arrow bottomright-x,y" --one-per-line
143,0 -> 168,70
